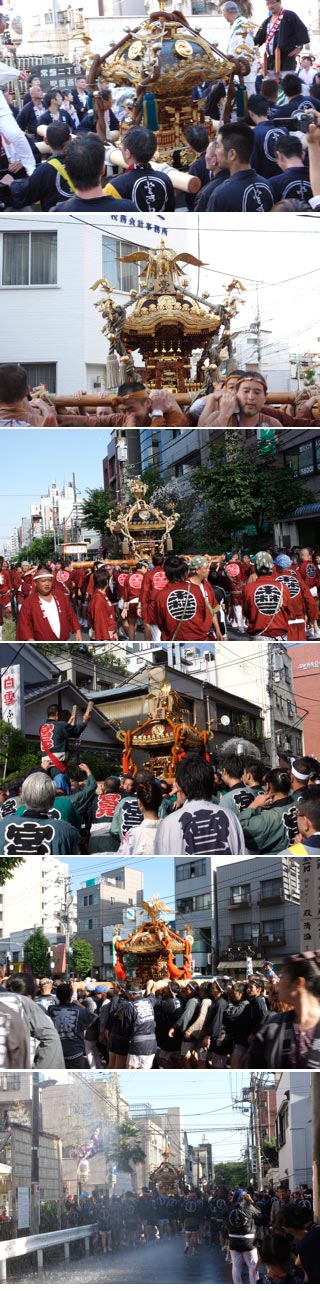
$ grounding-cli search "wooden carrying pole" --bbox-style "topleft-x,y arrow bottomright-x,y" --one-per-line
52,391 -> 297,408
105,146 -> 201,194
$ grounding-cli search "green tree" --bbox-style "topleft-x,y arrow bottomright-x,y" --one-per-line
24,927 -> 50,976
150,481 -> 198,552
81,487 -> 114,539
302,368 -> 315,387
68,753 -> 121,782
19,535 -> 55,565
70,938 -> 94,978
0,720 -> 29,780
141,467 -> 162,500
18,751 -> 41,778
213,1161 -> 249,1190
193,432 -> 313,549
0,857 -> 26,883
106,1120 -> 146,1173
262,1138 -> 279,1167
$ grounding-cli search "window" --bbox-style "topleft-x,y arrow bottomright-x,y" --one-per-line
128,898 -> 133,906
232,923 -> 253,941
260,878 -> 283,901
176,861 -> 207,881
262,919 -> 285,942
299,441 -> 314,476
176,897 -> 193,914
195,893 -> 211,911
285,449 -> 298,477
176,894 -> 210,913
2,231 -> 57,286
277,1104 -> 288,1148
0,1073 -> 21,1091
192,926 -> 211,954
315,438 -> 320,473
102,237 -> 145,293
231,884 -> 251,906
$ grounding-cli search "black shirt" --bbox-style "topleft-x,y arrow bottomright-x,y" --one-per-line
195,169 -> 229,211
54,195 -> 135,210
270,166 -> 312,204
208,169 -> 274,212
48,1002 -> 91,1059
298,1225 -> 320,1282
104,165 -> 175,212
8,153 -> 73,211
271,93 -> 318,119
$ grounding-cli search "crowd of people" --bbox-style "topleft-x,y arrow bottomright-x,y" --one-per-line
1,366 -> 319,430
1,953 -> 320,1073
1,544 -> 320,643
1,1178 -> 318,1283
1,739 -> 320,856
40,1182 -> 319,1285
1,4 -> 320,213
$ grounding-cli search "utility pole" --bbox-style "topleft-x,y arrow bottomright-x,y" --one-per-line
267,642 -> 278,767
312,1072 -> 320,1222
251,1075 -> 263,1192
30,1072 -> 40,1235
56,875 -> 73,981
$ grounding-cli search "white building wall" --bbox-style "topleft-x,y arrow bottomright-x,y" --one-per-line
215,641 -> 272,741
0,216 -> 190,392
276,1074 -> 312,1191
1,857 -> 69,937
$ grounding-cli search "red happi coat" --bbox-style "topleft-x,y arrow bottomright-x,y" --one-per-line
242,574 -> 292,637
275,570 -> 318,638
87,590 -> 117,640
123,571 -> 144,620
0,568 -> 12,608
299,560 -> 319,595
224,560 -> 248,607
155,578 -> 219,641
140,567 -> 168,625
53,569 -> 75,596
16,586 -> 81,641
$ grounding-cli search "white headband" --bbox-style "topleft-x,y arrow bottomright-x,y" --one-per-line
291,766 -> 309,782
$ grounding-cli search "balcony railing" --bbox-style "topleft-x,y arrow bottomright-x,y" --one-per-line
258,890 -> 284,906
261,934 -> 286,946
229,896 -> 252,909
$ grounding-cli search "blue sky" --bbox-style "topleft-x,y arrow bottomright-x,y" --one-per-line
69,856 -> 174,909
0,429 -> 111,547
119,1071 -> 250,1157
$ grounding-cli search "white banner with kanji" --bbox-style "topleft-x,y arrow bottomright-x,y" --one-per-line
1,665 -> 22,729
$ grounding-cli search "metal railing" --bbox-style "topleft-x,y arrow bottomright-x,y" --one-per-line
0,1223 -> 96,1283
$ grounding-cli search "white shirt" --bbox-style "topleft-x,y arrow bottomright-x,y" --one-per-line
0,59 -> 35,174
38,594 -> 61,638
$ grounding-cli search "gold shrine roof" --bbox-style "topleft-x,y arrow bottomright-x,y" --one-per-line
116,714 -> 205,750
122,291 -> 221,342
87,14 -> 236,100
115,920 -> 188,957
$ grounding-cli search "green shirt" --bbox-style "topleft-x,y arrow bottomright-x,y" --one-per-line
241,796 -> 297,854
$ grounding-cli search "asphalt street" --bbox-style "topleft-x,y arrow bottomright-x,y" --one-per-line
10,1234 -> 234,1283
